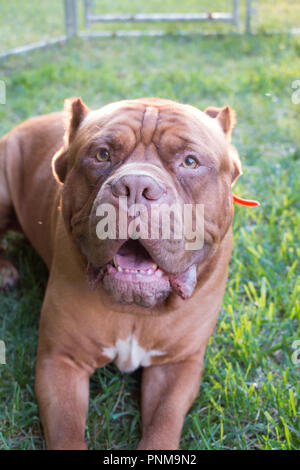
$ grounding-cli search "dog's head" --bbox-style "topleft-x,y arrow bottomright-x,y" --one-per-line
52,97 -> 241,308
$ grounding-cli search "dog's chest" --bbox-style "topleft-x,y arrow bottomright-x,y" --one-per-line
102,334 -> 165,372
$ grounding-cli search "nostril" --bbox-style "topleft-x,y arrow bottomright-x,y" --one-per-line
124,185 -> 130,197
142,187 -> 151,199
143,185 -> 164,201
111,175 -> 166,202
111,180 -> 130,197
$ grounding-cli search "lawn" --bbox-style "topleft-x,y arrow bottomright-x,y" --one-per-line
1,0 -> 300,52
0,1 -> 299,450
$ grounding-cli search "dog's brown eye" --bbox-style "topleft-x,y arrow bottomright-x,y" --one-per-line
182,156 -> 198,169
96,148 -> 110,162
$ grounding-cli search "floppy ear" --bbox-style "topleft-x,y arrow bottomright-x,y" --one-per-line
205,105 -> 241,183
52,97 -> 90,183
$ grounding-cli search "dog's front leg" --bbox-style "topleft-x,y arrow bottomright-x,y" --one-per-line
35,351 -> 91,450
138,351 -> 205,450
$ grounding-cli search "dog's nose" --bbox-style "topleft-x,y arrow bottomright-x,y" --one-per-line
111,174 -> 165,204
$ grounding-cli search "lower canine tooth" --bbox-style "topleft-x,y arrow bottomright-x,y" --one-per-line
147,269 -> 152,275
117,266 -> 122,272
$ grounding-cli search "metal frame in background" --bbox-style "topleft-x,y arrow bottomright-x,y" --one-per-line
65,0 -> 78,37
0,1 -> 256,60
82,0 -> 240,32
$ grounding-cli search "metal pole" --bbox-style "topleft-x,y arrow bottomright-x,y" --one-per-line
246,0 -> 252,34
64,0 -> 78,37
86,13 -> 234,23
84,0 -> 91,29
233,0 -> 240,26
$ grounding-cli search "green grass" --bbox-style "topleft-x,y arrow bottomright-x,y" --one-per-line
1,0 -> 300,53
0,1 -> 300,451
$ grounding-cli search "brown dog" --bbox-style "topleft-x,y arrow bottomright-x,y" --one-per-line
0,97 -> 242,450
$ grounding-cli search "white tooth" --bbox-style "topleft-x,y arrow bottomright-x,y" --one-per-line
139,270 -> 145,274
147,269 -> 152,275
117,266 -> 122,272
152,264 -> 158,269
133,270 -> 137,273
125,269 -> 129,273
113,257 -> 118,268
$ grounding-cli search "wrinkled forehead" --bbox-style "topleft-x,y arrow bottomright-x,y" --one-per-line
78,100 -> 227,158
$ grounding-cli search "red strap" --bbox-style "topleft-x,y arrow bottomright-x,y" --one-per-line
233,194 -> 260,207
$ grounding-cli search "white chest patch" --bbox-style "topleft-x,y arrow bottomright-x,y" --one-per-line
102,334 -> 165,372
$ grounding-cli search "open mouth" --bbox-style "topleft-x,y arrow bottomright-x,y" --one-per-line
108,239 -> 167,280
87,239 -> 197,306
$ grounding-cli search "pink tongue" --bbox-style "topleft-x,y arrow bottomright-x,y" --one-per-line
115,240 -> 155,270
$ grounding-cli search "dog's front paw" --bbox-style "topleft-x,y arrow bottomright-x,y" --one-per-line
0,257 -> 19,290
137,436 -> 178,450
